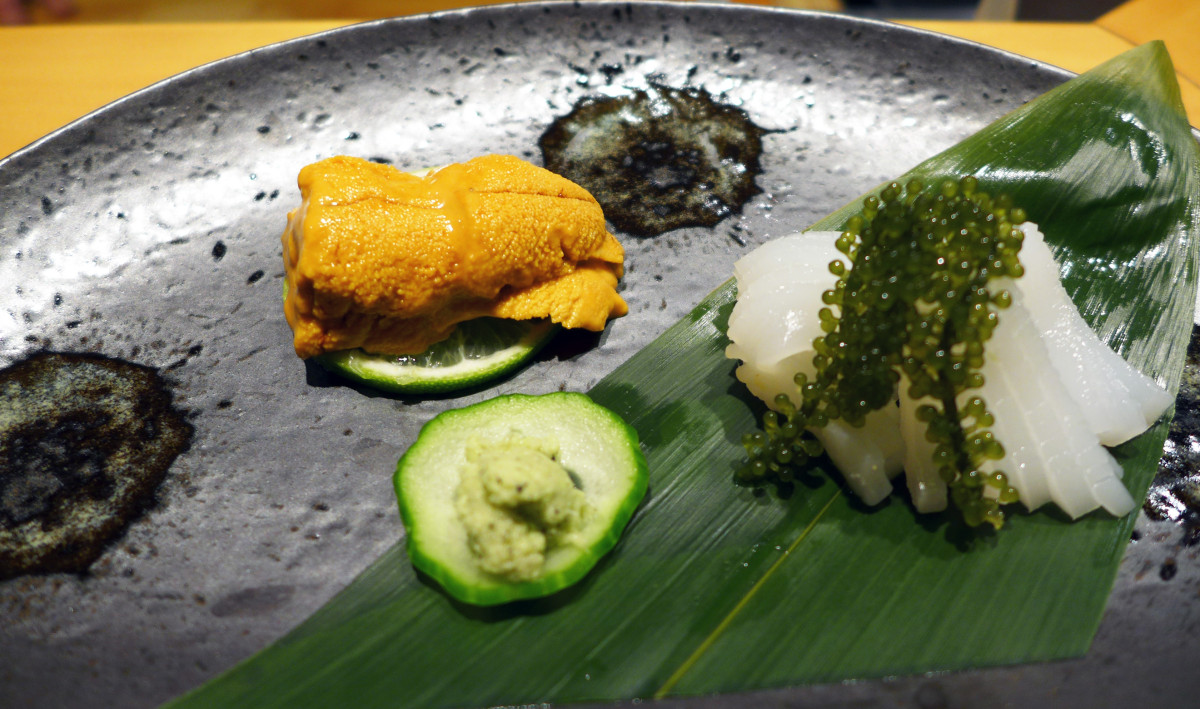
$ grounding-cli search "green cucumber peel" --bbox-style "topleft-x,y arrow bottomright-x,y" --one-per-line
395,392 -> 649,606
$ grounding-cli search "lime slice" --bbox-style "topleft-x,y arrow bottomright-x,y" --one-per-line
315,318 -> 558,394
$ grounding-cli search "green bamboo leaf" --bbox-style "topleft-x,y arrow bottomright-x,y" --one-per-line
662,40 -> 1200,695
168,41 -> 1200,708
811,40 -> 1198,377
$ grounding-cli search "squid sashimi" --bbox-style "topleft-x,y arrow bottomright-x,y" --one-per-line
725,180 -> 1172,525
1013,223 -> 1174,446
726,231 -> 842,372
971,282 -> 1135,517
898,373 -> 945,513
726,232 -> 904,505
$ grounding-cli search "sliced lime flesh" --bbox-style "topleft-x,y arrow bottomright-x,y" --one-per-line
315,318 -> 558,394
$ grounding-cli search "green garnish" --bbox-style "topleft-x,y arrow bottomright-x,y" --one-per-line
284,280 -> 558,395
395,392 -> 648,606
314,318 -> 558,395
740,176 -> 1025,529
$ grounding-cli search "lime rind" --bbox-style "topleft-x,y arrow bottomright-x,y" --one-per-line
315,319 -> 558,395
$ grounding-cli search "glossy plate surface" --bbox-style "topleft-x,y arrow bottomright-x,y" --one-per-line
0,3 -> 1193,707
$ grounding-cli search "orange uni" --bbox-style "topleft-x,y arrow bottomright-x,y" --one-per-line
282,154 -> 628,358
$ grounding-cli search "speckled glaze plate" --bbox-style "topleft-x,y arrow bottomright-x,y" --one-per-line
0,3 -> 1194,708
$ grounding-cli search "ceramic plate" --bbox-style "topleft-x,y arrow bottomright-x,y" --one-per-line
0,3 -> 1191,707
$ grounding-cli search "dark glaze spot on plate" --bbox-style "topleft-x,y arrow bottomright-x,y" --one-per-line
1159,558 -> 1178,580
1151,323 -> 1200,540
0,352 -> 193,580
209,584 -> 295,618
539,85 -> 766,238
598,63 -> 624,83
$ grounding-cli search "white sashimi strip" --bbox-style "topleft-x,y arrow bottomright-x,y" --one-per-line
898,374 -> 948,513
973,313 -> 1055,512
725,225 -> 1143,521
729,231 -> 907,502
978,284 -> 1133,517
983,308 -> 1092,515
734,351 -> 907,505
726,273 -> 833,368
727,231 -> 843,390
813,406 -> 904,506
727,232 -> 845,368
732,231 -> 843,285
1015,223 -> 1173,445
1090,455 -> 1139,517
731,351 -> 813,413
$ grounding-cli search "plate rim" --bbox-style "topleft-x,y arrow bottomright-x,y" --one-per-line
0,0 -> 1079,171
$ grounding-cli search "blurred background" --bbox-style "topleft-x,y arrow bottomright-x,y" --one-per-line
6,0 -> 1185,158
3,0 -> 1134,24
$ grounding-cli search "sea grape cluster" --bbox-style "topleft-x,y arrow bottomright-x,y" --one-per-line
740,177 -> 1025,529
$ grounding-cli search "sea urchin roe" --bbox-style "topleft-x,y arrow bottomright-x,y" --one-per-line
0,352 -> 193,579
539,85 -> 766,237
453,433 -> 590,581
282,154 -> 628,359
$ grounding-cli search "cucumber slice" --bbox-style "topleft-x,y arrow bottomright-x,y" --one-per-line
395,392 -> 648,605
314,318 -> 557,395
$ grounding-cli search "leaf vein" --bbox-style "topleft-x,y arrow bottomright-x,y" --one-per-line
652,490 -> 844,698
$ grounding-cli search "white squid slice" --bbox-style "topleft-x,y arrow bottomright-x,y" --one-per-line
726,232 -> 844,369
724,225 -> 1148,521
1015,223 -> 1172,445
974,283 -> 1134,518
898,374 -> 948,514
732,231 -> 843,285
726,273 -> 831,369
730,350 -> 813,413
813,406 -> 905,506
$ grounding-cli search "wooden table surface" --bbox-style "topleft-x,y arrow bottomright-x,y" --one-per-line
1,0 -> 1198,159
